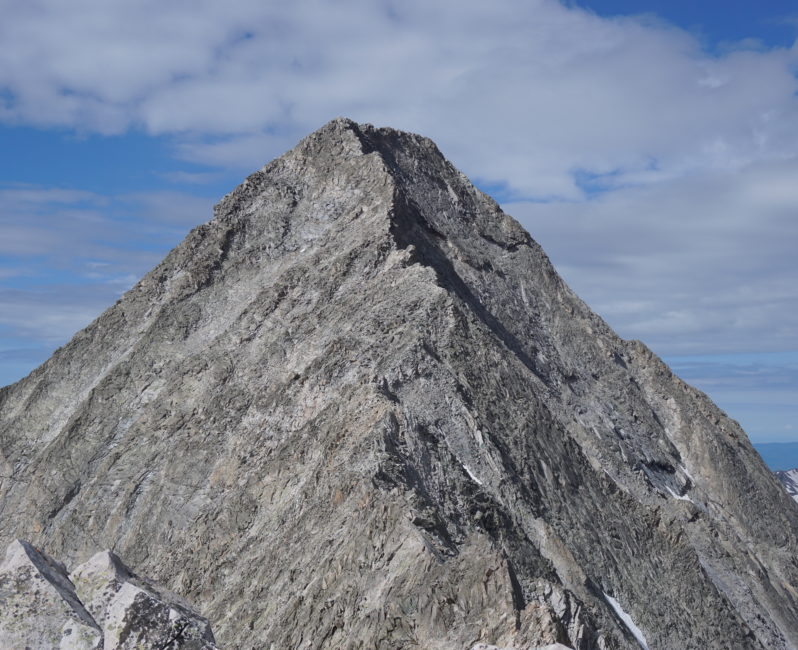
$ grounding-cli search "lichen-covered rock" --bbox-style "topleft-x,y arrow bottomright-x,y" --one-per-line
2,119 -> 798,648
0,540 -> 216,649
0,540 -> 101,650
71,550 -> 217,649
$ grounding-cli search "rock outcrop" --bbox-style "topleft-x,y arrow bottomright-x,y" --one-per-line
0,539 -> 216,649
1,118 -> 798,648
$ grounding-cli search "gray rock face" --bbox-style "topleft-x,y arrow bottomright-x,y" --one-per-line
0,540 -> 102,649
1,118 -> 798,649
0,539 -> 216,649
471,643 -> 570,650
775,469 -> 798,503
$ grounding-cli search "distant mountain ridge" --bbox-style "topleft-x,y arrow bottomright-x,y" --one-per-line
775,469 -> 798,503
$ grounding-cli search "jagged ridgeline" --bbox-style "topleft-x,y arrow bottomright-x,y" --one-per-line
1,119 -> 797,649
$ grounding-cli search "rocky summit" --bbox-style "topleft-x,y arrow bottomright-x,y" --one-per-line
1,118 -> 798,649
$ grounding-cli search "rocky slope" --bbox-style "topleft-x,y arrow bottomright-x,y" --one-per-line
1,118 -> 798,649
0,539 -> 216,649
775,469 -> 798,503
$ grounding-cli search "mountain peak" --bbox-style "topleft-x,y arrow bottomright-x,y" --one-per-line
1,121 -> 798,649
214,116 -> 530,272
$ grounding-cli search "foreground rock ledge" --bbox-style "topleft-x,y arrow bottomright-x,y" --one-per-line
0,539 -> 217,649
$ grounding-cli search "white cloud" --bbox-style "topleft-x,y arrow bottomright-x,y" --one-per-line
160,170 -> 224,185
0,0 -> 796,197
506,156 -> 798,355
121,191 -> 216,225
173,131 -> 301,170
666,353 -> 798,442
0,186 -> 218,384
0,287 -> 114,343
0,184 -> 213,304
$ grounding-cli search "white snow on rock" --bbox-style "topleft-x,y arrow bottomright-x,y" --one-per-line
603,592 -> 649,650
665,485 -> 695,503
775,468 -> 798,503
463,463 -> 484,485
678,464 -> 695,483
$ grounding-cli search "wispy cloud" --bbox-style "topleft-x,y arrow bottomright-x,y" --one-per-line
666,352 -> 798,442
160,170 -> 224,185
119,191 -> 216,226
0,185 -> 213,356
0,287 -> 114,343
0,184 -> 213,259
506,156 -> 798,356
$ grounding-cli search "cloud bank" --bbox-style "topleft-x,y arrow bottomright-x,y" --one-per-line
508,156 -> 798,355
1,0 -> 796,197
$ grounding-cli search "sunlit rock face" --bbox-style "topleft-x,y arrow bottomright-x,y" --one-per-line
0,540 -> 216,649
1,119 -> 798,649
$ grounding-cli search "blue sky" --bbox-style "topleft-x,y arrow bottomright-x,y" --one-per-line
1,0 -> 796,443
576,0 -> 798,49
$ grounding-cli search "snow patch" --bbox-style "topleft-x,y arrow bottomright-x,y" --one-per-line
679,464 -> 695,483
462,464 -> 483,485
666,486 -> 694,503
603,592 -> 649,650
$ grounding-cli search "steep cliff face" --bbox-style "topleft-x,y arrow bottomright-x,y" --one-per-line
1,119 -> 797,649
